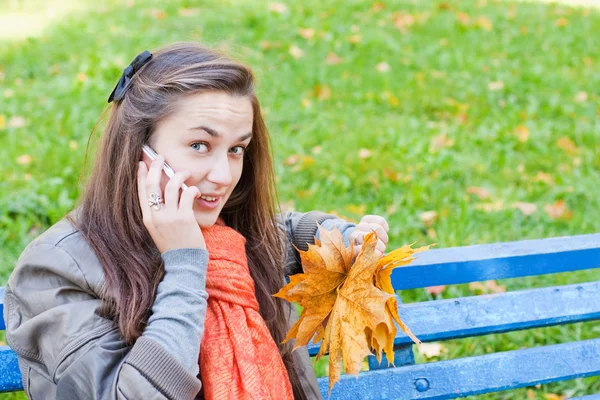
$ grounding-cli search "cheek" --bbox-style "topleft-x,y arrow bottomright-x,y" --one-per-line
231,162 -> 244,187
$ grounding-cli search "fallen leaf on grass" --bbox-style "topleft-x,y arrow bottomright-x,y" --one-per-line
488,81 -> 504,91
456,12 -> 470,26
419,211 -> 438,227
17,154 -> 32,165
274,227 -> 431,393
313,85 -> 331,101
392,12 -> 415,32
475,201 -> 503,213
574,91 -> 588,103
326,53 -> 343,65
555,17 -> 568,27
426,285 -> 446,295
372,2 -> 385,12
8,116 -> 26,128
348,34 -> 361,44
284,154 -> 299,166
512,202 -> 537,216
299,28 -> 314,39
149,9 -> 167,19
358,148 -> 372,159
466,186 -> 491,200
544,200 -> 573,220
514,125 -> 529,142
477,16 -> 493,31
430,133 -> 454,151
417,342 -> 445,358
557,137 -> 578,153
376,62 -> 391,72
268,2 -> 287,13
178,8 -> 200,17
345,204 -> 366,216
289,45 -> 304,59
545,393 -> 567,400
534,172 -> 554,185
469,280 -> 506,294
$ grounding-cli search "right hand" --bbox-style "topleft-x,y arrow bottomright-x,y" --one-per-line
137,154 -> 206,253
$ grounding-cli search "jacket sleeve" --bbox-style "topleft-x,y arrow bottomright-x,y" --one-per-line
4,242 -> 205,400
276,211 -> 356,277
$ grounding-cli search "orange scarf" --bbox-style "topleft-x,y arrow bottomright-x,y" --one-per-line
199,222 -> 294,399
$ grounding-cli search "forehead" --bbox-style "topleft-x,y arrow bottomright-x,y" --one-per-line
161,91 -> 253,136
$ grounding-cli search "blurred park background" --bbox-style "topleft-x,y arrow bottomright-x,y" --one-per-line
1,0 -> 599,398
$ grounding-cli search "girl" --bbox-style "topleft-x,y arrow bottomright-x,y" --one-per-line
3,42 -> 390,400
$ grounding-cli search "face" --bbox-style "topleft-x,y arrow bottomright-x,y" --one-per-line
144,90 -> 253,228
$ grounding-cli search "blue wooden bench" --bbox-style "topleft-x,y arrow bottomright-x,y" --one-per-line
0,234 -> 599,398
308,233 -> 600,399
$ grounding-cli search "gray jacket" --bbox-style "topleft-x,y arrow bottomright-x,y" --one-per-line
3,209 -> 354,400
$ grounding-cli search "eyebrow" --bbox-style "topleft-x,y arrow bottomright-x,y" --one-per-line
188,125 -> 253,142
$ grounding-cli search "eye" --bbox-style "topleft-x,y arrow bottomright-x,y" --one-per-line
191,142 -> 209,152
230,146 -> 247,156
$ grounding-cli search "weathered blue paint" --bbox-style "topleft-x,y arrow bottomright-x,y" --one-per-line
318,338 -> 600,399
0,346 -> 22,392
308,281 -> 600,355
367,344 -> 415,371
0,287 -> 5,330
391,233 -> 600,289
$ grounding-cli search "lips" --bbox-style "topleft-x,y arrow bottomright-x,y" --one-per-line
199,195 -> 218,201
195,194 -> 222,209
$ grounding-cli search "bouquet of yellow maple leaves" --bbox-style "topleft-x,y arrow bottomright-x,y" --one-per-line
274,225 -> 432,394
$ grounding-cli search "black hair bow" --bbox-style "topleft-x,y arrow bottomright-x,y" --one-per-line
107,50 -> 153,103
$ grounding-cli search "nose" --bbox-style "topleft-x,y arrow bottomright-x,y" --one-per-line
206,153 -> 232,186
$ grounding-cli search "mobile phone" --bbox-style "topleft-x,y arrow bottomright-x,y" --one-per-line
142,144 -> 189,191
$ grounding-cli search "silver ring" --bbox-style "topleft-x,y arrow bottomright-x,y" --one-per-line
148,192 -> 163,211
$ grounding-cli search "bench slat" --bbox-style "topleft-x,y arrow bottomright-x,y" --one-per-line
392,233 -> 600,289
318,338 -> 600,399
0,346 -> 22,392
0,287 -> 5,330
308,281 -> 600,356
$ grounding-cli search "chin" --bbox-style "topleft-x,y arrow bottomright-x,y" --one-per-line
194,210 -> 220,228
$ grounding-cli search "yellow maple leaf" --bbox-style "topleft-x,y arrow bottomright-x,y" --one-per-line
274,226 -> 431,394
371,242 -> 432,364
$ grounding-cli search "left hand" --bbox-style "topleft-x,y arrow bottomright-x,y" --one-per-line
348,215 -> 390,257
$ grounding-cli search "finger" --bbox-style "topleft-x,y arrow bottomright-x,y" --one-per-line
137,162 -> 152,222
361,215 -> 390,232
351,231 -> 365,245
146,155 -> 164,212
355,223 -> 387,243
164,171 -> 191,211
366,223 -> 389,244
179,186 -> 200,212
376,239 -> 386,254
353,244 -> 362,258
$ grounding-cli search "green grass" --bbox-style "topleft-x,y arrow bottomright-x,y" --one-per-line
1,0 -> 599,398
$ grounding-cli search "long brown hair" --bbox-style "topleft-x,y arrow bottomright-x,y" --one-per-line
70,42 -> 306,398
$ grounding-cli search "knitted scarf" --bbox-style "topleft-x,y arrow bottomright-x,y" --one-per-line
199,221 -> 294,399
